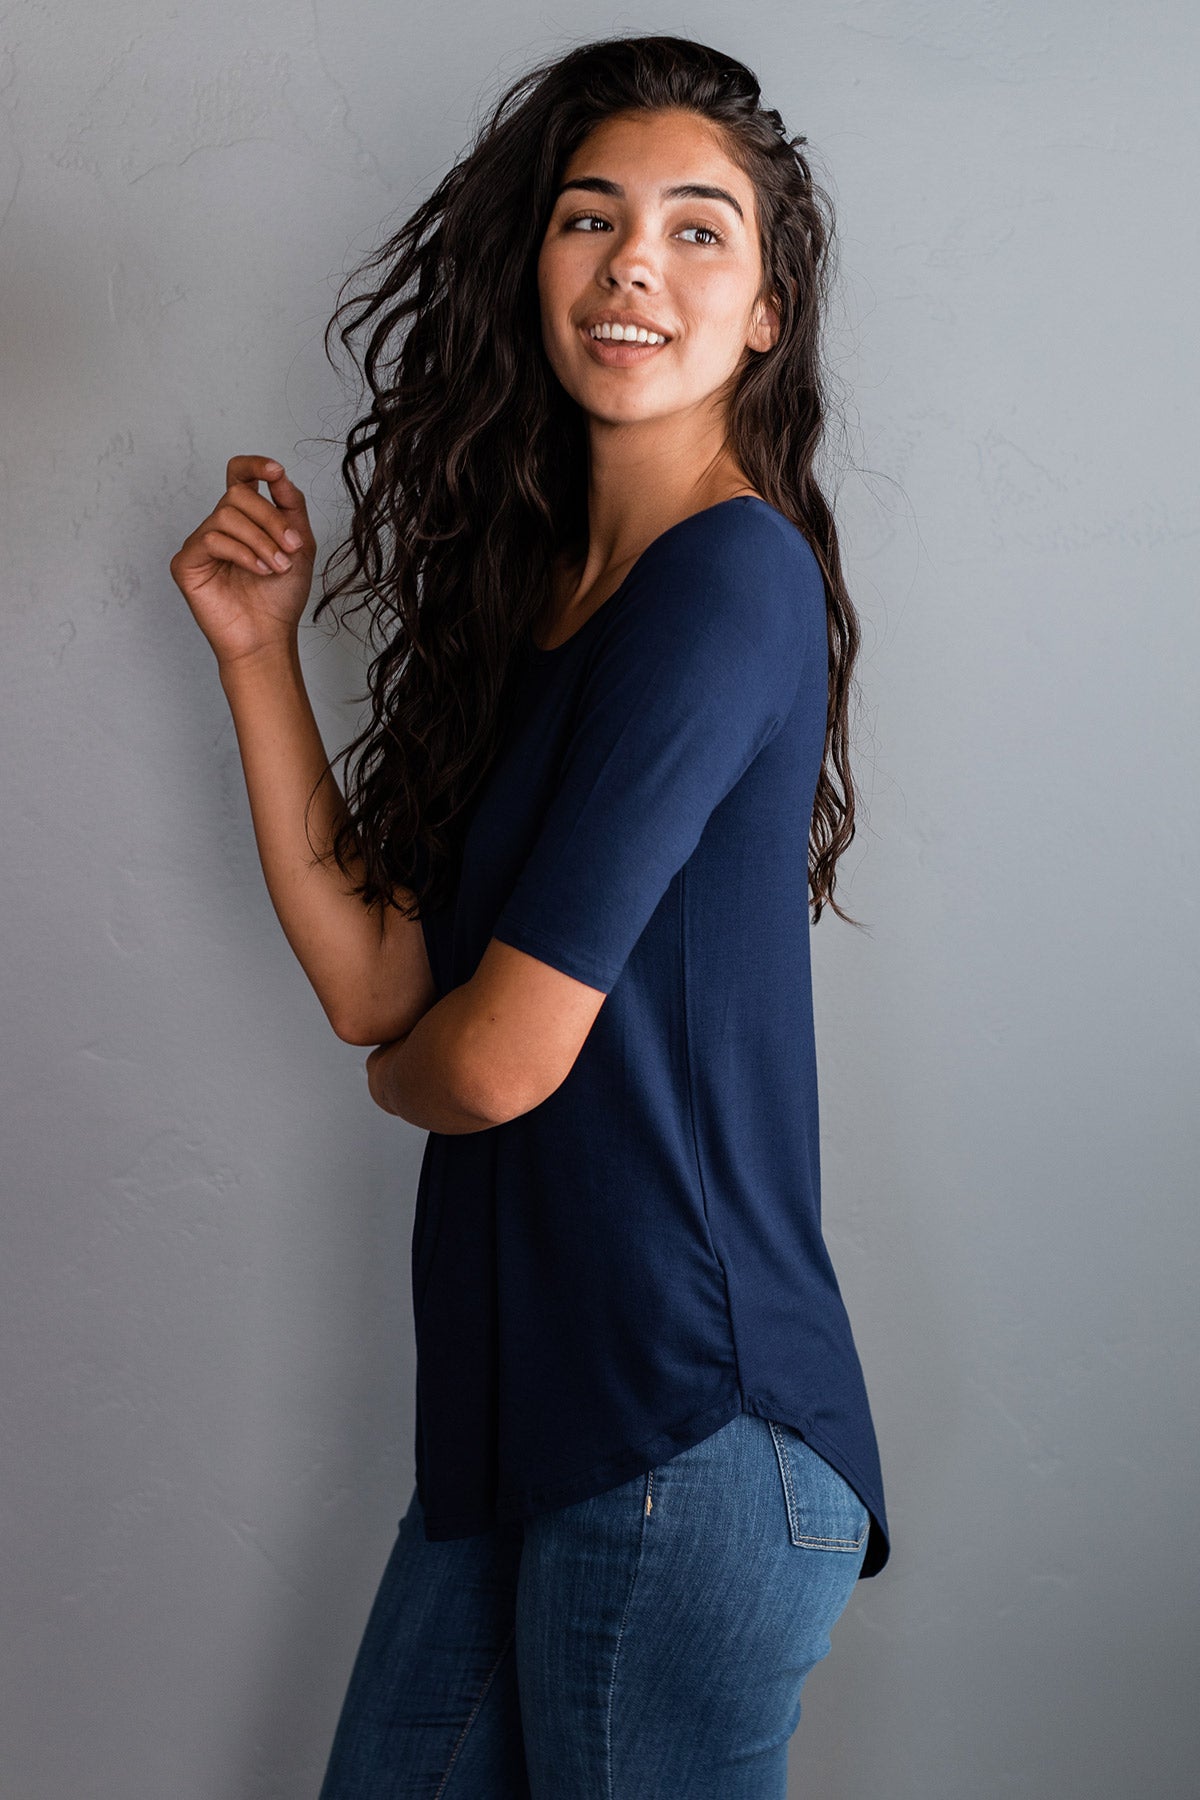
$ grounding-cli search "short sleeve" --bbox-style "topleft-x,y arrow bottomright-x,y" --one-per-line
489,504 -> 824,993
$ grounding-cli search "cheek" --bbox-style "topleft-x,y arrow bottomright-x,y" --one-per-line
539,231 -> 581,290
679,296 -> 758,367
536,264 -> 568,357
535,253 -> 553,320
689,272 -> 754,330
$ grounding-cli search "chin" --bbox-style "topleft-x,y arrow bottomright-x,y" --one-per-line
568,368 -> 676,416
580,395 -> 670,427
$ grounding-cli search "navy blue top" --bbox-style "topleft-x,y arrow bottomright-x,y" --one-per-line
412,495 -> 890,1579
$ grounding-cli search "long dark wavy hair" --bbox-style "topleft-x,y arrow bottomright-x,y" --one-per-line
308,33 -> 865,928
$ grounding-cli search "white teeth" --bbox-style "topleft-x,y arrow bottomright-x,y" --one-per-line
588,323 -> 668,345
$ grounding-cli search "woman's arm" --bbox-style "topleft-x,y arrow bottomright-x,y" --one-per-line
218,636 -> 437,1046
365,936 -> 607,1132
170,454 -> 436,1048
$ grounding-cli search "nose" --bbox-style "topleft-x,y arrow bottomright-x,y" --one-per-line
599,219 -> 663,291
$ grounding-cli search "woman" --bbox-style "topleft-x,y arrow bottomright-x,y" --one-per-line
170,33 -> 891,1799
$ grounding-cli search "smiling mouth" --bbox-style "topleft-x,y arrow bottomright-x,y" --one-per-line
579,325 -> 672,366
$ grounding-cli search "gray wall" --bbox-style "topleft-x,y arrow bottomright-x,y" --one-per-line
2,4 -> 1196,1796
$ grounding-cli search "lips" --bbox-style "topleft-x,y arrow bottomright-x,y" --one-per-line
579,324 -> 672,367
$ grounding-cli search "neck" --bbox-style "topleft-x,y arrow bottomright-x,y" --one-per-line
566,404 -> 752,603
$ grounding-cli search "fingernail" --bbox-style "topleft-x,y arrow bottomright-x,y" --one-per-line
283,528 -> 302,549
264,461 -> 283,475
273,551 -> 291,569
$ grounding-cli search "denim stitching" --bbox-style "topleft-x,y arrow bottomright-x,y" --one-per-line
767,1419 -> 800,1540
602,1477 -> 651,1799
791,1517 -> 870,1551
767,1419 -> 869,1552
431,1624 -> 516,1799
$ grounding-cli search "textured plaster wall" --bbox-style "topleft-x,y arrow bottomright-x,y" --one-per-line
1,3 -> 1197,1796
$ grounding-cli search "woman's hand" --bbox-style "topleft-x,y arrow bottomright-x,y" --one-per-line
169,454 -> 317,668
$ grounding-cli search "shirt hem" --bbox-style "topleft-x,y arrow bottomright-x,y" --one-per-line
419,1391 -> 891,1580
494,1389 -> 745,1522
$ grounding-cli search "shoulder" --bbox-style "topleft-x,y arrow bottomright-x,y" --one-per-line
608,496 -> 826,659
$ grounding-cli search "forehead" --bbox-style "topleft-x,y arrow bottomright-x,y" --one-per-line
559,108 -> 751,203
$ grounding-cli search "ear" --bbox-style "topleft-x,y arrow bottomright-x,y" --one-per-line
748,290 -> 781,354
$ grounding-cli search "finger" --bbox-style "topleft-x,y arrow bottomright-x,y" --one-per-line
225,454 -> 310,519
221,484 -> 309,557
197,526 -> 284,577
226,453 -> 287,490
210,503 -> 295,571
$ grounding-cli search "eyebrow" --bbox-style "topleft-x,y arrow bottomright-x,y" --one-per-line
554,176 -> 745,223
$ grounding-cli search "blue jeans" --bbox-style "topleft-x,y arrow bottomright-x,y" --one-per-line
317,1411 -> 870,1798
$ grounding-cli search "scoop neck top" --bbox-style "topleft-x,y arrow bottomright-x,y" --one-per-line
411,490 -> 891,1581
532,495 -> 773,656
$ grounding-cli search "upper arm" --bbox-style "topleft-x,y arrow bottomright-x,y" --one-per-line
454,936 -> 607,1123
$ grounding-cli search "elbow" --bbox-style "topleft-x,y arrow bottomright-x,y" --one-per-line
452,1041 -> 548,1127
458,1057 -> 558,1126
331,1001 -> 524,1127
328,1002 -> 377,1047
328,993 -> 434,1047
452,1063 -> 519,1127
452,999 -> 584,1125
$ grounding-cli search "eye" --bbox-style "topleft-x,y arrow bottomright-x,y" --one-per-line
678,222 -> 726,247
561,212 -> 726,247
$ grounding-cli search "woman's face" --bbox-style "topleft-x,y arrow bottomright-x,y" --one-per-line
537,108 -> 778,429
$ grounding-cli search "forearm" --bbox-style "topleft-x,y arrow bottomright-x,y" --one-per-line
368,983 -> 501,1134
218,637 -> 424,1041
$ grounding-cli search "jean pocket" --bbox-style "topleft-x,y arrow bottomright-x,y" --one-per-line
766,1420 -> 870,1552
